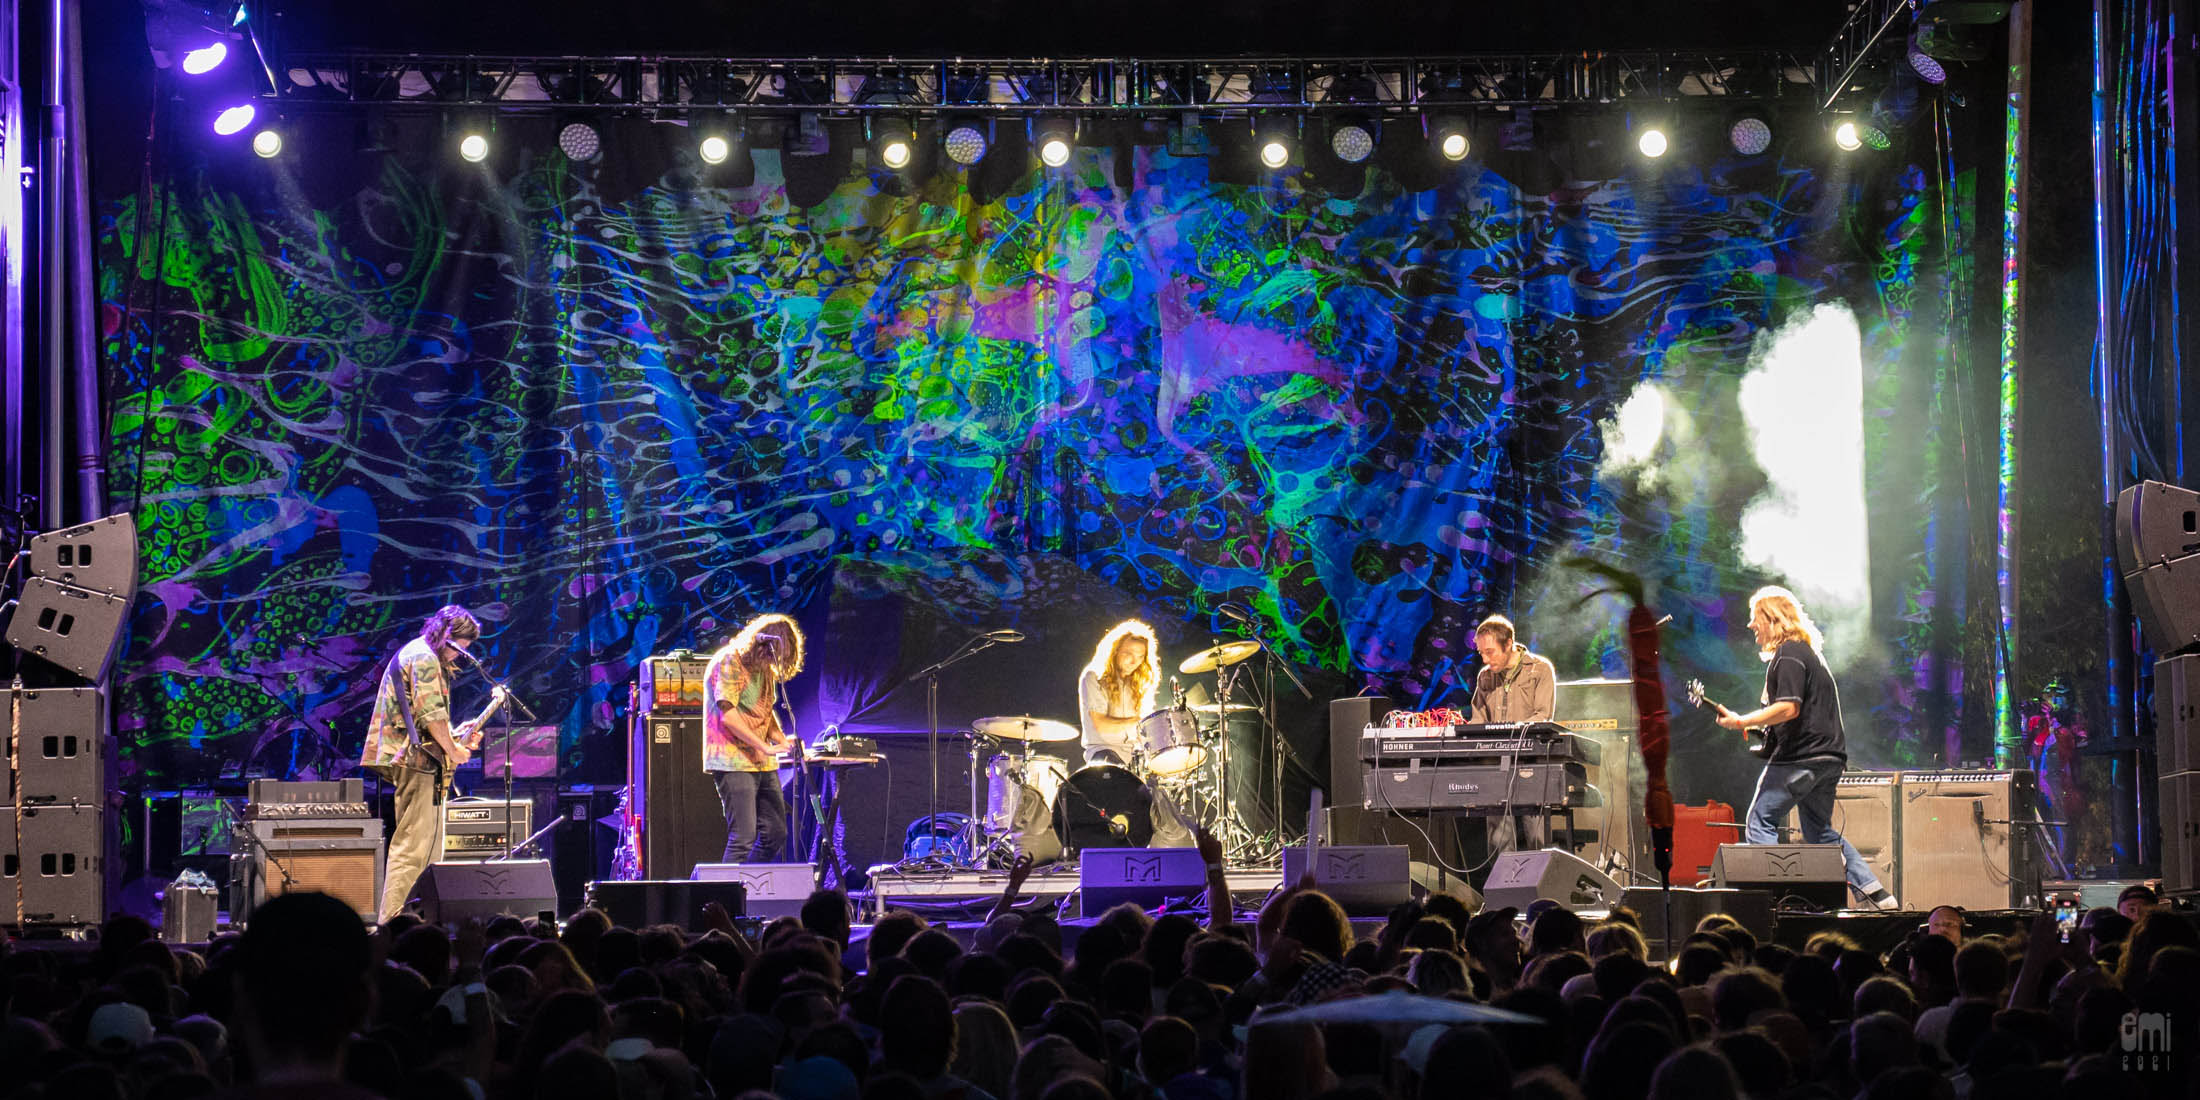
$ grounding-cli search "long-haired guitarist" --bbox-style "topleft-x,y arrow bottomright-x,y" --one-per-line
1713,587 -> 1898,910
362,604 -> 497,923
704,613 -> 806,864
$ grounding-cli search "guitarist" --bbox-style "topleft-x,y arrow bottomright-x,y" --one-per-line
703,613 -> 804,865
362,604 -> 489,924
1712,587 -> 1899,911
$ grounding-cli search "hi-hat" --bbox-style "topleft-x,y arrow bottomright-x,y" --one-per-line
971,715 -> 1079,742
1178,641 -> 1259,675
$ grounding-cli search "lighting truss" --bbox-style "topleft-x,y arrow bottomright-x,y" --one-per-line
269,52 -> 1823,114
1814,0 -> 1915,110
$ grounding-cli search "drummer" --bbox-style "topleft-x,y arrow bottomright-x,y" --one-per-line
1078,620 -> 1195,847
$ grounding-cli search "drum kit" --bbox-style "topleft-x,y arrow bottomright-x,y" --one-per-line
958,638 -> 1267,868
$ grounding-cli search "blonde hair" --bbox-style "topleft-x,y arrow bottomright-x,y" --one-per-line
729,613 -> 806,682
421,605 -> 480,650
1084,619 -> 1160,714
1747,586 -> 1824,659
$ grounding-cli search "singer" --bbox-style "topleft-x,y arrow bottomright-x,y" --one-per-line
1713,586 -> 1899,910
360,604 -> 482,923
703,613 -> 805,864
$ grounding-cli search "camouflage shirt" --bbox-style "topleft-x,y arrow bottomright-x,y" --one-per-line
360,637 -> 453,769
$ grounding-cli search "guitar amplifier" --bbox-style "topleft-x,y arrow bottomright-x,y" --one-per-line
233,815 -> 384,922
629,712 -> 730,878
442,799 -> 533,861
638,651 -> 711,714
1834,772 -> 1900,898
1896,769 -> 2038,910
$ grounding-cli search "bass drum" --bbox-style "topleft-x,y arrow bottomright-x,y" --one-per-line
1051,764 -> 1155,854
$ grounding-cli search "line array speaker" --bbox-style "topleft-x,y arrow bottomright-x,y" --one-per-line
0,804 -> 113,926
4,686 -> 107,806
2116,481 -> 2200,653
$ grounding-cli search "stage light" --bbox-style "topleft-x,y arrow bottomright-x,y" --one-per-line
1035,119 -> 1074,168
458,132 -> 490,162
1431,118 -> 1470,161
871,118 -> 915,170
1859,122 -> 1891,150
699,134 -> 731,164
1329,119 -> 1376,164
1636,127 -> 1669,158
944,122 -> 989,166
1259,136 -> 1292,169
1729,116 -> 1773,156
251,128 -> 281,158
1832,120 -> 1863,151
1908,48 -> 1948,85
181,42 -> 227,75
557,121 -> 601,162
212,104 -> 255,136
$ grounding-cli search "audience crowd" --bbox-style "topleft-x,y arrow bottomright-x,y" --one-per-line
1,858 -> 2194,1100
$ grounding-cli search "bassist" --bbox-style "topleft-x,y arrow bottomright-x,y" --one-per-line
1712,587 -> 1898,910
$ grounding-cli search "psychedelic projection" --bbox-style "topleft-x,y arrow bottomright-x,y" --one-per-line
97,122 -> 1987,798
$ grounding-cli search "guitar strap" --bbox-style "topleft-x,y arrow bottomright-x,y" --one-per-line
382,650 -> 447,805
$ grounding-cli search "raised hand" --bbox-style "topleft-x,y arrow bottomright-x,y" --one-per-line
1195,826 -> 1225,868
1006,851 -> 1037,892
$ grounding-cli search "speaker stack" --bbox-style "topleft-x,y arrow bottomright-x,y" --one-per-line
2,515 -> 135,932
2114,481 -> 2200,893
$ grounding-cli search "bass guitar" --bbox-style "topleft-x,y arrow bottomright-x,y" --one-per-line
1684,679 -> 1770,758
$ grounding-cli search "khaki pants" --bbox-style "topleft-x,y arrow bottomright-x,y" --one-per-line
378,749 -> 446,923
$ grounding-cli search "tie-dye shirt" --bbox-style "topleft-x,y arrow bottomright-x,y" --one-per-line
359,637 -> 452,769
702,644 -> 783,773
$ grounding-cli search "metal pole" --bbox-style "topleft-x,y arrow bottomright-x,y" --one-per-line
62,0 -> 101,526
38,0 -> 63,529
0,0 -> 25,515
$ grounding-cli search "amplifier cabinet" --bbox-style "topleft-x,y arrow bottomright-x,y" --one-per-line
1834,772 -> 1901,899
1896,770 -> 2038,911
234,816 -> 385,921
628,713 -> 731,879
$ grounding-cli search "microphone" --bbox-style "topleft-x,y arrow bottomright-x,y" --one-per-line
1972,798 -> 1986,831
1171,675 -> 1186,708
1218,603 -> 1253,624
985,629 -> 1027,643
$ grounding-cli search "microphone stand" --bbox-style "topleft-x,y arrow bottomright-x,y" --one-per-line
458,653 -> 539,860
892,633 -> 1005,870
1222,613 -> 1313,852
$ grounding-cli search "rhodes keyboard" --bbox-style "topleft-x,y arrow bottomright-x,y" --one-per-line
1357,721 -> 1600,813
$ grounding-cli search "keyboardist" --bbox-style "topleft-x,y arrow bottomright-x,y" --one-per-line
1468,615 -> 1557,856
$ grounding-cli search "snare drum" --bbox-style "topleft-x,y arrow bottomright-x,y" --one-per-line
1139,708 -> 1209,777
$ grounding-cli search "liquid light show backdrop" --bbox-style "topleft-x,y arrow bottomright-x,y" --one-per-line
96,120 -> 2005,830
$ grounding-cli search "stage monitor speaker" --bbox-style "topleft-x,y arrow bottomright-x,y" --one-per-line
2162,771 -> 2200,894
1283,845 -> 1412,915
0,803 -> 109,926
586,879 -> 748,931
1834,772 -> 1900,898
415,860 -> 558,925
1328,696 -> 1391,812
1895,770 -> 2036,910
1483,847 -> 1622,911
1712,844 -> 1848,911
692,862 -> 816,918
1620,886 -> 1777,957
28,513 -> 138,599
4,685 -> 106,805
2116,480 -> 2200,574
5,577 -> 131,683
1078,847 -> 1208,917
2159,656 -> 2200,776
630,713 -> 732,879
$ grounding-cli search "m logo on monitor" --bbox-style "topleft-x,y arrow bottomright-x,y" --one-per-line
1126,856 -> 1162,883
1322,853 -> 1367,880
1767,851 -> 1803,876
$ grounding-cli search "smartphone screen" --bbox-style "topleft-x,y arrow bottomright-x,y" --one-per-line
2055,899 -> 2081,942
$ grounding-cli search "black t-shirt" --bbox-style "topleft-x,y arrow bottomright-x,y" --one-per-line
1761,639 -> 1845,763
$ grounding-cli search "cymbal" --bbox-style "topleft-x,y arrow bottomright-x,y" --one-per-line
971,716 -> 1080,742
1189,702 -> 1260,714
1178,641 -> 1259,675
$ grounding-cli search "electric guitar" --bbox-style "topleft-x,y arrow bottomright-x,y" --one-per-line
1684,679 -> 1770,758
434,685 -> 511,793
